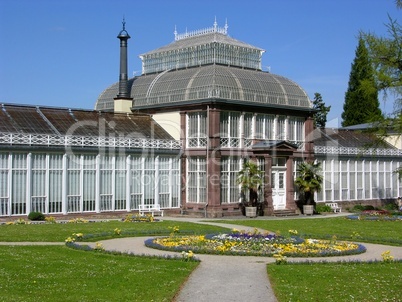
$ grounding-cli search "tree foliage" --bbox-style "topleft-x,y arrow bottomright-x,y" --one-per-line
360,1 -> 402,177
362,15 -> 402,114
342,37 -> 382,127
312,92 -> 331,128
294,161 -> 323,206
237,160 -> 263,207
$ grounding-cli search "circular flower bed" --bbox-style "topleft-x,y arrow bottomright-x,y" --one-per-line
145,229 -> 366,257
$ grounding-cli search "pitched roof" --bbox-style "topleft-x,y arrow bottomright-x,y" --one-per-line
0,103 -> 172,140
141,32 -> 263,56
312,128 -> 395,149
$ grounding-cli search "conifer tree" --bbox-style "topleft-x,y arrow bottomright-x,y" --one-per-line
341,37 -> 382,127
312,92 -> 331,128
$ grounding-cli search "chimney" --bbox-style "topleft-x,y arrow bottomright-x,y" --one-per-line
114,18 -> 133,113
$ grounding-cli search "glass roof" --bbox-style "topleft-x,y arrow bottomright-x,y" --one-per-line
0,104 -> 172,139
96,65 -> 311,110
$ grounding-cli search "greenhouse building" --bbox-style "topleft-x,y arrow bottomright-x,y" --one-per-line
1,20 -> 401,218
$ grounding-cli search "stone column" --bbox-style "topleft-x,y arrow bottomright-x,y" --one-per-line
286,156 -> 296,211
206,107 -> 222,217
263,156 -> 273,215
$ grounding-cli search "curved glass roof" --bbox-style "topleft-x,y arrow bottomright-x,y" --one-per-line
96,64 -> 312,110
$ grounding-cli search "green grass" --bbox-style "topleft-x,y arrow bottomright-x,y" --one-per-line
0,245 -> 197,302
214,217 -> 402,246
267,261 -> 402,302
1,217 -> 402,301
0,220 -> 230,242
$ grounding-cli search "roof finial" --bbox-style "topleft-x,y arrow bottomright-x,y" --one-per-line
224,18 -> 228,34
174,25 -> 178,40
122,16 -> 126,30
214,16 -> 218,31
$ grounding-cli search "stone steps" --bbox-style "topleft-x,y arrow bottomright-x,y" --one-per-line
273,209 -> 299,217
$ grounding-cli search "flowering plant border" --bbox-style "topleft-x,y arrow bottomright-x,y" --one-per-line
145,230 -> 366,258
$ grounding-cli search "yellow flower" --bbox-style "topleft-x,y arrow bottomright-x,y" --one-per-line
94,242 -> 105,251
381,250 -> 394,262
65,236 -> 75,243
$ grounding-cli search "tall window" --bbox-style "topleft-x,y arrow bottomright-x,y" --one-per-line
349,160 -> 356,200
115,156 -> 126,210
130,156 -> 143,210
159,157 -> 171,208
341,161 -> 348,200
371,161 -> 379,198
82,155 -> 96,212
243,113 -> 253,147
382,161 -> 393,198
171,158 -> 180,208
255,114 -> 274,140
333,160 -> 340,200
12,153 -> 27,215
356,161 -> 364,199
323,160 -> 333,201
187,112 -> 207,147
221,157 -> 241,204
187,157 -> 206,203
49,154 -> 63,213
144,157 -> 156,205
364,160 -> 370,199
31,154 -> 46,213
0,153 -> 9,216
288,117 -> 305,141
220,112 -> 241,147
276,116 -> 287,140
100,156 -> 113,211
67,155 -> 81,213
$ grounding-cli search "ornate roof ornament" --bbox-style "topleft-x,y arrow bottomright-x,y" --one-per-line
174,18 -> 228,41
117,16 -> 130,39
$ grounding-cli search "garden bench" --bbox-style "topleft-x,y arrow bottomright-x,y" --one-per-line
138,204 -> 164,217
326,202 -> 342,213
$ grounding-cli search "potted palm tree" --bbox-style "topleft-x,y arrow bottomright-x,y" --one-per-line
295,161 -> 323,215
237,160 -> 263,217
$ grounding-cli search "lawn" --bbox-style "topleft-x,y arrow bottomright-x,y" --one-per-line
0,220 -> 230,242
1,216 -> 401,301
267,261 -> 402,302
216,216 -> 402,301
0,245 -> 198,302
214,217 -> 402,246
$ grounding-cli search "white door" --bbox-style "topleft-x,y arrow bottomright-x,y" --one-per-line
272,169 -> 286,210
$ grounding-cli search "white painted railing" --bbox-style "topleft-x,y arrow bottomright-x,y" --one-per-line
0,132 -> 181,150
314,146 -> 402,156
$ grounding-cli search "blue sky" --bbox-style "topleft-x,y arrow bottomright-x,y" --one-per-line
0,0 -> 400,126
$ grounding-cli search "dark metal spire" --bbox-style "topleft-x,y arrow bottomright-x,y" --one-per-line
116,18 -> 131,99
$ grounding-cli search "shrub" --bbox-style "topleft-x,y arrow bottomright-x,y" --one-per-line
27,211 -> 45,221
316,204 -> 332,213
363,205 -> 376,211
384,203 -> 397,211
351,205 -> 365,212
